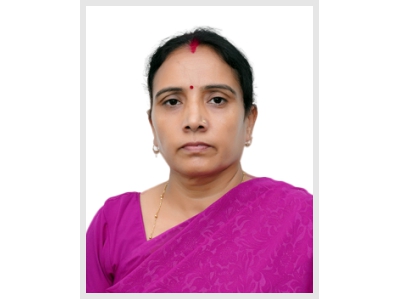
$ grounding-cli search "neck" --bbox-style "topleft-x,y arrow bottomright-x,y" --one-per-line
164,164 -> 244,216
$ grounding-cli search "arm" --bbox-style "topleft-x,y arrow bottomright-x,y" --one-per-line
86,207 -> 113,293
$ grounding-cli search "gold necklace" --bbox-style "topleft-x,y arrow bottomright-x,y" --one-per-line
148,172 -> 246,240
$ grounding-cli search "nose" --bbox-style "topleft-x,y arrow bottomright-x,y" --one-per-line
183,100 -> 208,132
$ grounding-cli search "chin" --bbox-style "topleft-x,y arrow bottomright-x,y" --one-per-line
180,166 -> 212,177
178,163 -> 229,179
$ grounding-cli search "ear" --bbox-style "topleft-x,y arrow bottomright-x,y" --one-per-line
245,105 -> 258,141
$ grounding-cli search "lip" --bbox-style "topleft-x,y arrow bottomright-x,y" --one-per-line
180,142 -> 212,152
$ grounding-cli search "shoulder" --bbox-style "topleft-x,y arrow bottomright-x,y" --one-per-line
249,177 -> 313,244
99,191 -> 141,223
103,191 -> 140,208
86,191 -> 146,285
247,177 -> 312,213
251,177 -> 311,198
87,191 -> 144,247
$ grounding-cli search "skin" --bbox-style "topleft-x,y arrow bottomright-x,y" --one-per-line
141,45 -> 258,240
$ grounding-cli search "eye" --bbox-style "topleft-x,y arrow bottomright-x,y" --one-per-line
163,99 -> 181,106
209,97 -> 226,105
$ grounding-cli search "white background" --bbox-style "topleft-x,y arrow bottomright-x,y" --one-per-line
86,6 -> 313,227
1,1 -> 399,300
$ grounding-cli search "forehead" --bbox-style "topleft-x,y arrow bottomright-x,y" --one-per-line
153,45 -> 240,91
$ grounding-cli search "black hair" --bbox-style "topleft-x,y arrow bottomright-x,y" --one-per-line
146,28 -> 255,116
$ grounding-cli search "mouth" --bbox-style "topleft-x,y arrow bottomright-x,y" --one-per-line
180,142 -> 212,153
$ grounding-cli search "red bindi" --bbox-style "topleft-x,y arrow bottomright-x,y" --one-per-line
189,38 -> 199,53
190,85 -> 193,89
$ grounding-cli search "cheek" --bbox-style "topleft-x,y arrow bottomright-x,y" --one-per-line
213,114 -> 246,145
151,117 -> 163,142
152,119 -> 175,151
220,110 -> 245,133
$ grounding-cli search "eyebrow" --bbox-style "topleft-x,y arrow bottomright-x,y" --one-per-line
155,87 -> 183,99
203,84 -> 237,96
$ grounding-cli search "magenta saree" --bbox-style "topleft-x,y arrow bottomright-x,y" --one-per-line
86,177 -> 313,293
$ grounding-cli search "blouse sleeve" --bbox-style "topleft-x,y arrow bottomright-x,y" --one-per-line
86,206 -> 113,293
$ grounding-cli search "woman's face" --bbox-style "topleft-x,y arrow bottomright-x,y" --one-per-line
150,45 -> 256,178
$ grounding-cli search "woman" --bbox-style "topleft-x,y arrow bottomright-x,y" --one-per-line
86,28 -> 313,293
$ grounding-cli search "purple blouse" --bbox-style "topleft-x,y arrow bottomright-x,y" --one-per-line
86,177 -> 313,293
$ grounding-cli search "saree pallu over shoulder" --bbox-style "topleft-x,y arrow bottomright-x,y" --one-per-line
106,177 -> 313,293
